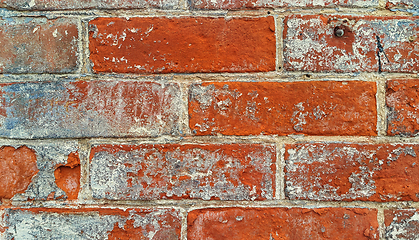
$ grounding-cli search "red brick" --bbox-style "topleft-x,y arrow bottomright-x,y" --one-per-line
285,143 -> 419,202
385,209 -> 419,239
1,207 -> 181,239
188,207 -> 379,240
192,0 -> 377,10
0,18 -> 78,74
284,15 -> 419,73
89,144 -> 275,200
189,81 -> 377,136
0,143 -> 80,201
0,0 -> 179,9
387,79 -> 419,136
89,17 -> 276,73
0,80 -> 180,139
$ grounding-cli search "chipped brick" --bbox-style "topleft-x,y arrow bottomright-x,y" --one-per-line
0,0 -> 179,9
189,81 -> 377,136
90,144 -> 275,200
188,207 -> 379,239
286,143 -> 419,202
385,209 -> 419,240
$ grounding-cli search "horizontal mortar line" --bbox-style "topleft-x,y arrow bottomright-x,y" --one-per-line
0,72 -> 418,82
5,199 -> 419,210
0,9 -> 414,18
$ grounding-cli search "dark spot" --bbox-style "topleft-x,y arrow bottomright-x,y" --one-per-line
267,11 -> 271,14
334,27 -> 345,37
278,66 -> 282,70
305,74 -> 311,78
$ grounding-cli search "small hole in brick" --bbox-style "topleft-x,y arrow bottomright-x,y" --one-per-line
305,74 -> 311,78
278,66 -> 282,70
334,27 -> 345,37
267,11 -> 271,14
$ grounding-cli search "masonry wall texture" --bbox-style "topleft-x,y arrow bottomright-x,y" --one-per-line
0,0 -> 418,239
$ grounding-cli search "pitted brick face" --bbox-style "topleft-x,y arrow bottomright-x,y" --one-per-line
89,144 -> 276,201
89,17 -> 276,73
387,79 -> 419,137
0,18 -> 78,74
1,208 -> 181,239
189,81 -> 377,136
385,209 -> 419,239
188,207 -> 379,239
285,143 -> 419,202
284,15 -> 419,73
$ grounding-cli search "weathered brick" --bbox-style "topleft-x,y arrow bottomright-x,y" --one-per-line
0,207 -> 181,239
387,79 -> 419,137
90,144 -> 275,200
189,81 -> 377,136
0,142 -> 80,201
0,18 -> 78,74
0,0 -> 179,9
385,209 -> 419,240
386,0 -> 419,12
285,143 -> 419,202
284,15 -> 419,73
192,0 -> 377,10
89,17 -> 276,73
188,207 -> 379,239
0,80 -> 181,139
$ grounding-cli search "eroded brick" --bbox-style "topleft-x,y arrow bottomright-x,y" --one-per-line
189,81 -> 377,136
0,18 -> 78,74
192,0 -> 377,10
387,79 -> 419,137
0,142 -> 80,201
385,209 -> 419,240
90,144 -> 275,200
284,15 -> 419,73
0,0 -> 179,9
89,17 -> 276,73
286,143 -> 419,202
188,207 -> 379,239
386,0 -> 419,12
0,80 -> 181,139
0,207 -> 181,239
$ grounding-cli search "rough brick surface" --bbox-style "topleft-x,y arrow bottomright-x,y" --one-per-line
89,17 -> 276,73
385,209 -> 419,240
284,15 -> 419,73
0,18 -> 78,74
189,81 -> 377,136
386,0 -> 419,11
90,144 -> 275,200
192,0 -> 377,10
0,81 -> 180,139
285,143 -> 419,202
0,143 -> 80,201
188,207 -> 379,239
387,79 -> 419,137
0,0 -> 179,9
0,208 -> 181,239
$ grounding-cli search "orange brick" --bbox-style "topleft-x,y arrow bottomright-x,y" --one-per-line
89,144 -> 276,200
385,209 -> 419,239
189,81 -> 377,136
188,207 -> 379,239
286,143 -> 419,202
387,79 -> 419,136
89,17 -> 276,73
284,15 -> 419,73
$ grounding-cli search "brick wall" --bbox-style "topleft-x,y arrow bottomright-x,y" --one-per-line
0,0 -> 418,239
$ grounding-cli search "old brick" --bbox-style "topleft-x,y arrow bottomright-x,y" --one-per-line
89,144 -> 275,200
0,207 -> 181,239
192,0 -> 377,10
188,207 -> 379,239
0,0 -> 179,9
385,209 -> 419,240
0,80 -> 180,139
284,15 -> 419,73
0,18 -> 78,74
286,143 -> 419,202
0,142 -> 80,201
386,0 -> 419,11
387,79 -> 419,137
89,17 -> 276,73
189,81 -> 377,136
